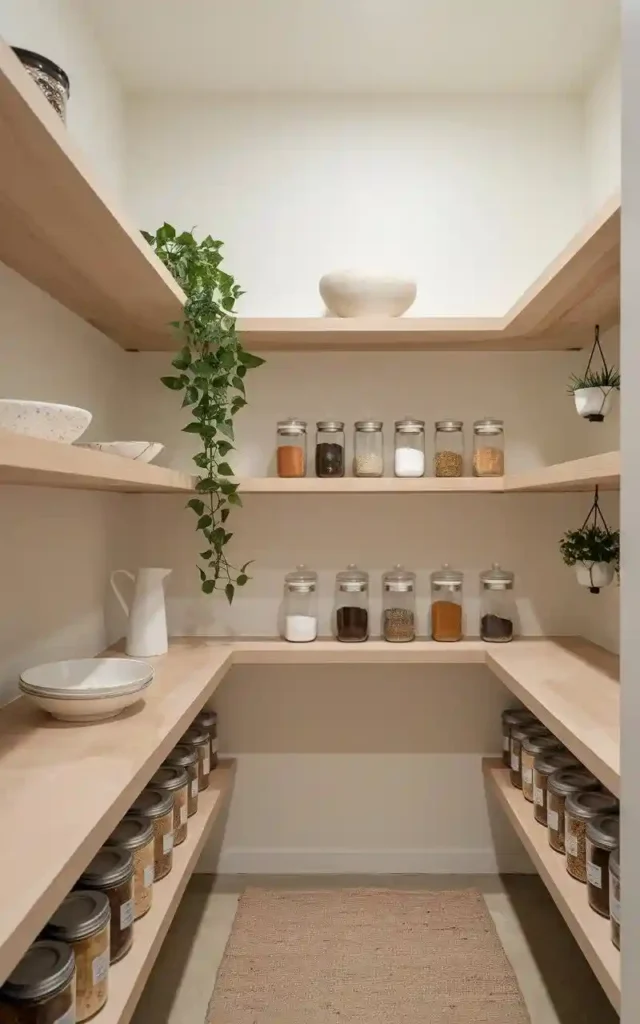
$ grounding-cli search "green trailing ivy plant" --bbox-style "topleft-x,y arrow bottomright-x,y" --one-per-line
142,224 -> 264,601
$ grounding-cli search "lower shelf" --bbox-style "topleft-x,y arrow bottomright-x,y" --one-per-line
99,759 -> 236,1024
483,759 -> 619,1013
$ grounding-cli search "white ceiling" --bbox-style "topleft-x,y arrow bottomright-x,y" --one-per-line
85,0 -> 618,95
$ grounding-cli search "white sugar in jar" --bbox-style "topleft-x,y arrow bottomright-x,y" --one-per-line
282,566 -> 318,643
394,419 -> 425,477
285,614 -> 318,642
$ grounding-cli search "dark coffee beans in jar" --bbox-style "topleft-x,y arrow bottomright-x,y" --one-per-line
336,606 -> 368,642
546,767 -> 599,854
521,734 -> 564,803
76,846 -> 134,964
509,723 -> 549,789
500,708 -> 537,767
565,790 -> 618,883
106,815 -> 155,920
315,421 -> 345,478
532,750 -> 579,827
182,727 -> 211,791
610,847 -> 620,949
586,813 -> 620,917
165,744 -> 199,816
0,941 -> 75,1024
130,787 -> 174,880
44,891 -> 110,1021
151,765 -> 190,845
195,709 -> 219,769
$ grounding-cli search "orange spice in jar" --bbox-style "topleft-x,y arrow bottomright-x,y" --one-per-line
276,419 -> 307,477
430,565 -> 463,641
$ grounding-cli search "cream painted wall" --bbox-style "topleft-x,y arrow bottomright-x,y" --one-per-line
584,46 -> 621,215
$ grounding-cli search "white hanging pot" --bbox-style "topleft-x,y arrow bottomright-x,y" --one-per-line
575,561 -> 615,593
573,386 -> 615,422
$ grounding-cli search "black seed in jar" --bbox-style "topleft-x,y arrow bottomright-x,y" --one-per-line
315,442 -> 344,477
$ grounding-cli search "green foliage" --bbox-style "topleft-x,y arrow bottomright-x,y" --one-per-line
143,224 -> 264,599
567,366 -> 620,393
559,525 -> 620,569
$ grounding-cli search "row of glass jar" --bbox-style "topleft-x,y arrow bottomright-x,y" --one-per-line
0,711 -> 218,1024
283,563 -> 515,643
276,418 -> 505,478
502,708 -> 620,949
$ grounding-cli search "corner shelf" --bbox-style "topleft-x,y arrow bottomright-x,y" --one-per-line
505,451 -> 620,492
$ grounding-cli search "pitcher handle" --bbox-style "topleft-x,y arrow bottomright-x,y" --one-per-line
110,569 -> 134,616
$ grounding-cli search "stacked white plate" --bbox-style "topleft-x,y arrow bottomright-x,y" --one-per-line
19,658 -> 154,722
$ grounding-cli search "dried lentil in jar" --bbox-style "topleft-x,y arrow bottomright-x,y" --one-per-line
44,891 -> 110,1021
151,765 -> 190,845
195,709 -> 219,770
382,565 -> 416,643
165,744 -> 199,816
501,708 -> 537,768
76,847 -> 134,964
0,941 -> 75,1024
586,813 -> 620,917
565,790 -> 618,883
610,847 -> 620,949
182,727 -> 211,791
532,750 -> 580,826
434,420 -> 464,477
510,723 -> 549,789
546,767 -> 599,854
106,815 -> 154,920
521,733 -> 564,803
130,787 -> 174,881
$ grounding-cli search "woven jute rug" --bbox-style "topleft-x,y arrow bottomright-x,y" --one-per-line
206,888 -> 530,1023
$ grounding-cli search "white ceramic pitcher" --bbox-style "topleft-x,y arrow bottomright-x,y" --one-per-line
110,568 -> 171,657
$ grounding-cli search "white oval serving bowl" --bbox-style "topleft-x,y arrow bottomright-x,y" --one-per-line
0,400 -> 92,443
319,270 -> 417,317
76,441 -> 164,463
19,658 -> 154,722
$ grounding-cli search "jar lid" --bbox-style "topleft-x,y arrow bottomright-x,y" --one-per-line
510,723 -> 550,744
383,564 -> 416,593
336,563 -> 369,592
547,766 -> 599,797
610,846 -> 620,878
316,420 -> 344,432
522,734 -> 564,757
480,563 -> 514,590
565,790 -> 618,821
435,420 -> 463,432
430,563 -> 463,588
533,750 -> 579,777
130,786 -> 174,819
474,418 -> 504,435
77,846 -> 134,888
395,418 -> 425,433
0,941 -> 75,1004
587,812 -> 620,851
182,726 -> 209,748
195,709 -> 217,729
285,564 -> 318,593
501,707 -> 537,728
151,764 -> 189,792
355,420 -> 383,432
107,814 -> 154,851
45,890 -> 110,942
165,743 -> 198,768
12,48 -> 70,94
277,418 -> 307,435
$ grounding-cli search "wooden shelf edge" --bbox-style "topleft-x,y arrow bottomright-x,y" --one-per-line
102,760 -> 236,1024
483,759 -> 620,1012
505,452 -> 620,492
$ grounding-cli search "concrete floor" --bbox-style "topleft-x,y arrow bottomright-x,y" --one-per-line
131,874 -> 619,1024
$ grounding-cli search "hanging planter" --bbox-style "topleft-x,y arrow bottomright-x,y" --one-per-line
559,486 -> 619,593
567,324 -> 620,422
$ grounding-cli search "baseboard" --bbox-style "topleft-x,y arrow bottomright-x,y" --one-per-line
203,846 -> 534,875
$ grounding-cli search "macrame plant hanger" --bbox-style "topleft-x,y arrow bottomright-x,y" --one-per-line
580,485 -> 612,593
582,324 -> 608,421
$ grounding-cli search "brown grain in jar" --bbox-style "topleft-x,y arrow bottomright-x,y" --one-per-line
151,765 -> 189,845
196,709 -> 219,769
565,790 -> 618,882
165,744 -> 199,816
44,891 -> 110,1021
76,847 -> 134,964
547,767 -> 599,853
510,723 -> 549,789
521,734 -> 564,802
106,815 -> 154,919
182,727 -> 211,791
129,788 -> 174,881
0,941 -> 75,1024
610,847 -> 620,949
500,708 -> 537,768
586,814 -> 620,917
532,751 -> 580,826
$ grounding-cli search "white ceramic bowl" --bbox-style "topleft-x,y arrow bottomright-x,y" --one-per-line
76,441 -> 164,463
319,270 -> 417,317
19,658 -> 154,722
0,400 -> 92,443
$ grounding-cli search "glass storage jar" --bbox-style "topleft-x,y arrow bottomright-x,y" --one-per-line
394,419 -> 425,477
382,565 -> 416,642
195,709 -> 218,769
151,765 -> 190,846
430,565 -> 463,642
334,564 -> 369,642
480,564 -> 515,642
76,847 -> 134,964
165,745 -> 199,816
565,790 -> 618,883
586,813 -> 620,917
130,788 -> 175,880
353,421 -> 384,477
106,815 -> 155,919
434,421 -> 464,477
282,565 -> 318,643
610,847 -> 620,949
12,48 -> 70,122
276,419 -> 307,478
0,941 -> 75,1024
533,750 -> 579,826
44,891 -> 110,1021
473,418 -> 504,476
521,734 -> 564,803
546,767 -> 599,853
501,708 -> 538,767
182,726 -> 211,791
510,723 -> 550,789
315,421 -> 345,478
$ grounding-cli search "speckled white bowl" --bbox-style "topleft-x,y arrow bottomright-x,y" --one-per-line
0,400 -> 92,443
319,270 -> 417,317
76,441 -> 164,463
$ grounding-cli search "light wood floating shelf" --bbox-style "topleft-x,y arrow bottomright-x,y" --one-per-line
240,476 -> 504,493
0,41 -> 184,350
504,451 -> 620,493
484,760 -> 619,1012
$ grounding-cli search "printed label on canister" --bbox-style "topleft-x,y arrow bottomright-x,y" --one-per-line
587,861 -> 603,888
522,767 -> 533,785
565,832 -> 578,857
548,809 -> 559,831
191,780 -> 198,799
92,950 -> 109,985
163,832 -> 174,854
144,864 -> 154,889
533,786 -> 544,806
611,895 -> 621,923
54,1007 -> 75,1024
120,899 -> 134,930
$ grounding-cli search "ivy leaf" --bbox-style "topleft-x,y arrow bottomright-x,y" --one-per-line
196,478 -> 219,493
221,508 -> 230,523
228,492 -> 243,507
217,462 -> 234,476
161,375 -> 185,391
225,583 -> 235,604
224,532 -> 233,544
202,579 -> 215,595
220,480 -> 237,495
238,351 -> 265,369
240,560 -> 254,573
177,231 -> 195,245
231,397 -> 247,414
183,385 -> 199,407
199,550 -> 213,560
216,441 -> 234,456
198,566 -> 207,582
218,421 -> 234,440
218,348 -> 236,370
236,365 -> 247,378
196,514 -> 212,530
187,498 -> 205,515
157,222 -> 176,243
237,574 -> 248,586
192,358 -> 215,376
192,452 -> 209,470
183,421 -> 203,434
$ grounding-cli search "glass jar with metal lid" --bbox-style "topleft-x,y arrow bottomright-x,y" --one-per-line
334,564 -> 369,642
509,723 -> 550,789
315,421 -> 345,478
547,767 -> 599,853
76,847 -> 134,963
610,847 -> 620,948
586,813 -> 620,917
382,565 -> 416,643
532,750 -> 579,826
354,421 -> 384,477
394,419 -> 425,478
195,709 -> 218,769
44,891 -> 110,1021
276,419 -> 307,478
565,791 -> 618,882
151,765 -> 190,846
430,564 -> 463,642
473,418 -> 504,477
130,787 -> 174,881
480,564 -> 515,642
521,734 -> 564,802
106,815 -> 155,919
165,744 -> 199,816
12,48 -> 70,122
434,421 -> 464,477
0,941 -> 75,1024
182,726 -> 211,791
282,565 -> 318,643
501,708 -> 538,767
